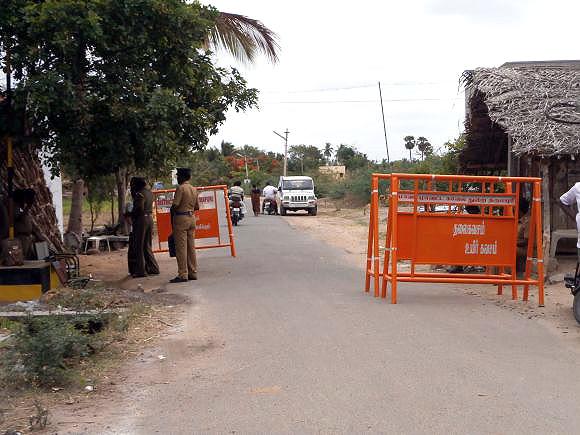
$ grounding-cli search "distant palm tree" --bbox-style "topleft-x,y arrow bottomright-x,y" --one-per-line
404,136 -> 415,161
323,142 -> 333,165
416,136 -> 431,161
207,12 -> 280,64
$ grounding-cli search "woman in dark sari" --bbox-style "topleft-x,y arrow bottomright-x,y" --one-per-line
250,184 -> 261,216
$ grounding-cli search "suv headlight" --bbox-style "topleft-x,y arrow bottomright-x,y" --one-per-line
284,196 -> 289,201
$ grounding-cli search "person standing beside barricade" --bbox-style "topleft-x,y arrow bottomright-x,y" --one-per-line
170,168 -> 200,283
130,177 -> 159,278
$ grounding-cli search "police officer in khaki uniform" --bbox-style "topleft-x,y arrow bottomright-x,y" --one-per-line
130,177 -> 159,278
170,168 -> 199,283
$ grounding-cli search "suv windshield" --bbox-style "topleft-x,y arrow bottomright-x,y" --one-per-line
282,179 -> 313,190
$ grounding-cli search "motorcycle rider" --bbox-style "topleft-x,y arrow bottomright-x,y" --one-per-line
262,181 -> 278,215
229,181 -> 246,216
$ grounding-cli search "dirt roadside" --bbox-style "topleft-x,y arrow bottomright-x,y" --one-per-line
282,202 -> 580,340
0,253 -> 190,434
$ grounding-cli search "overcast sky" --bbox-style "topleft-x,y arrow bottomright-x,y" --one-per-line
206,0 -> 579,162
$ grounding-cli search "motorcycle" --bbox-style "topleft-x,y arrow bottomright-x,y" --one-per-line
564,257 -> 580,324
263,198 -> 277,215
230,196 -> 244,226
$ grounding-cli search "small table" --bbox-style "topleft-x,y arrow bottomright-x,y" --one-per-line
84,236 -> 111,253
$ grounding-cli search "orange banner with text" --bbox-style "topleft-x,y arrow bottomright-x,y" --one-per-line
152,185 -> 236,257
397,214 -> 516,266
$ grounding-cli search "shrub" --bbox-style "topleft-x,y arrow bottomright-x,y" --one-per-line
4,316 -> 91,387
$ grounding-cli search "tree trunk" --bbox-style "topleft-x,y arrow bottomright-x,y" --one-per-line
64,179 -> 84,251
116,168 -> 129,235
0,143 -> 64,252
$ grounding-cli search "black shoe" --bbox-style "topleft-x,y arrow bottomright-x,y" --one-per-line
132,273 -> 147,278
147,271 -> 160,275
169,276 -> 188,283
188,273 -> 198,281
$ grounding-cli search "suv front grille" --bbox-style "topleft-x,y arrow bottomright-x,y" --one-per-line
291,195 -> 307,202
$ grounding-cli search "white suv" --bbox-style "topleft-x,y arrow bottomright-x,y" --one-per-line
278,176 -> 317,216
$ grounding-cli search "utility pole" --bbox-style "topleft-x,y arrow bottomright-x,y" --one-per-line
273,129 -> 289,176
378,82 -> 390,165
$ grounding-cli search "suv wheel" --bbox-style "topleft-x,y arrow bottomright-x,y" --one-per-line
280,206 -> 287,216
309,206 -> 317,216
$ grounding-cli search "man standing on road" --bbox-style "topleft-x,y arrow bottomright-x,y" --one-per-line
262,181 -> 278,215
170,168 -> 199,283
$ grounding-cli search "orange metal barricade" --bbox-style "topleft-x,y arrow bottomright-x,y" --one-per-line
152,185 -> 236,257
365,173 -> 544,305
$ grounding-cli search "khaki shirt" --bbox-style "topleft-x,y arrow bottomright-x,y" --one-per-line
172,182 -> 199,213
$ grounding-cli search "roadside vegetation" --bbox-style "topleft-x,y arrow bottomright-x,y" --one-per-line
0,283 -> 187,432
68,135 -> 465,232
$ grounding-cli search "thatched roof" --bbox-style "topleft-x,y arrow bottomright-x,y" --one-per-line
462,61 -> 580,168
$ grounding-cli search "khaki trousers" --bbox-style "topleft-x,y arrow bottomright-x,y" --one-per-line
173,215 -> 197,279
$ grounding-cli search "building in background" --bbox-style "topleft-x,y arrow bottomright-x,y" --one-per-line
318,165 -> 346,179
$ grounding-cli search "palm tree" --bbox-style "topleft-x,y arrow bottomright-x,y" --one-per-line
404,136 -> 416,161
416,136 -> 432,161
323,142 -> 333,165
207,12 -> 280,64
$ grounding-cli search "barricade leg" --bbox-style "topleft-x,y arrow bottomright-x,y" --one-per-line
391,176 -> 399,304
372,176 -> 380,297
498,266 -> 504,296
223,187 -> 236,258
365,197 -> 375,293
381,204 -> 393,299
523,211 -> 536,302
534,182 -> 545,306
510,182 -> 520,300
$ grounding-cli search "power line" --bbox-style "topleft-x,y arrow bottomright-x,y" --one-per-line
261,81 -> 458,94
262,97 -> 463,104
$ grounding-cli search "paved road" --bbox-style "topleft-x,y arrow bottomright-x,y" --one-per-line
72,213 -> 580,434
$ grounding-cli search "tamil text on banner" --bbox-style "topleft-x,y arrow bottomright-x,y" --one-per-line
154,189 -> 220,244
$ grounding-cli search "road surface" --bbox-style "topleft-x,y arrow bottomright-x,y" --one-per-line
58,212 -> 580,434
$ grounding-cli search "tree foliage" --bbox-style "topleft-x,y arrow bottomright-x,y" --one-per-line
288,144 -> 323,174
335,144 -> 369,170
0,0 -> 258,180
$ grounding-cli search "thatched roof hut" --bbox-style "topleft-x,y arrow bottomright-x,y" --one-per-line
462,60 -> 580,171
461,60 -> 580,270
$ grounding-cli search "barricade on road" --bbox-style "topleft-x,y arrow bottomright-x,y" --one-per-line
365,173 -> 544,305
152,185 -> 236,257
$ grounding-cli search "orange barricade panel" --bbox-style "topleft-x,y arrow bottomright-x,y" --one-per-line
364,173 -> 545,306
397,214 -> 516,266
152,185 -> 236,257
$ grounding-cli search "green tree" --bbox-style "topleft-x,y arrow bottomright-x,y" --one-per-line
1,0 -> 269,246
323,142 -> 334,165
220,140 -> 235,157
404,136 -> 416,161
416,136 -> 433,161
289,145 -> 323,174
335,144 -> 369,171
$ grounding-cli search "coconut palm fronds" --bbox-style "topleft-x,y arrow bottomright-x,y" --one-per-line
208,12 -> 280,64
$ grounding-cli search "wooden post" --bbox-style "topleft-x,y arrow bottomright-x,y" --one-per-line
541,161 -> 551,273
